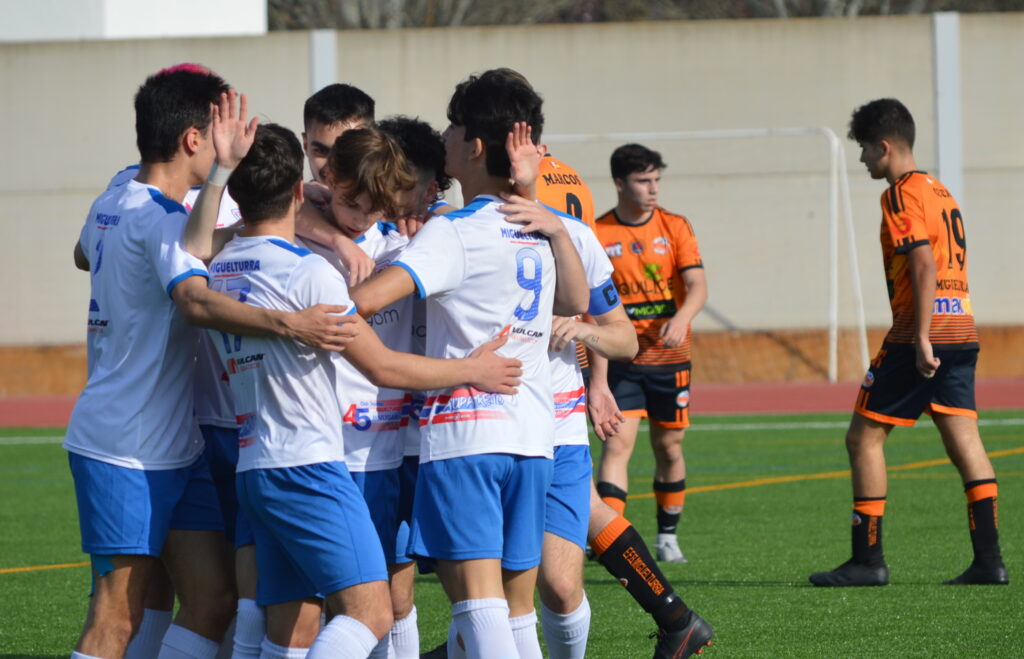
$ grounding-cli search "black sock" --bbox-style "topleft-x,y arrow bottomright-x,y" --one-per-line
851,497 -> 885,567
596,481 -> 628,515
964,479 -> 1002,566
653,478 -> 686,534
596,523 -> 690,631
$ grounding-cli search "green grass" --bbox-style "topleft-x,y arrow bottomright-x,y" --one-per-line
1,412 -> 1022,657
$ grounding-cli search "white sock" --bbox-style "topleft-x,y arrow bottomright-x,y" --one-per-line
214,615 -> 237,659
260,638 -> 309,658
125,608 -> 173,659
451,598 -> 517,659
234,598 -> 266,658
388,607 -> 419,659
71,653 -> 105,659
509,610 -> 542,659
158,624 -> 219,659
446,619 -> 466,659
306,615 -> 378,659
540,596 -> 591,659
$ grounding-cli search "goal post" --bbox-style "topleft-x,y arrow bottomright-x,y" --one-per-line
545,127 -> 870,383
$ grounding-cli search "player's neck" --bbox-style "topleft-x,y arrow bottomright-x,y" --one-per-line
135,162 -> 194,204
459,172 -> 514,204
884,153 -> 919,185
614,201 -> 653,226
240,215 -> 295,243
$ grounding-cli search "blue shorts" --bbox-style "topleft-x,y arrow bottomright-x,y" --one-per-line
349,468 -> 401,565
409,454 -> 553,571
394,456 -> 419,565
236,462 -> 388,607
545,445 -> 592,550
201,425 -> 241,544
68,452 -> 223,556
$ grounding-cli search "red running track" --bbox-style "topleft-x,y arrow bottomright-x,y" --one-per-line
2,379 -> 1021,428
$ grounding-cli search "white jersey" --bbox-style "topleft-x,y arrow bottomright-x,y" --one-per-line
402,296 -> 428,457
549,212 -> 618,446
394,195 -> 556,462
183,185 -> 242,428
65,180 -> 208,470
209,235 -> 356,472
299,222 -> 413,472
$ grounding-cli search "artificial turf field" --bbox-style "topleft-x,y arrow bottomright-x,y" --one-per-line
1,411 -> 1021,658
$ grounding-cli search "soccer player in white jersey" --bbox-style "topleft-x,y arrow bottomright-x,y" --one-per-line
66,67 -> 355,659
197,119 -> 523,658
350,69 -> 589,659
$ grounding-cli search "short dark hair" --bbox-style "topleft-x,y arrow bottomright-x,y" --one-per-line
848,98 -> 915,148
378,115 -> 452,193
328,127 -> 417,219
303,84 -> 375,130
610,144 -> 667,180
134,66 -> 228,163
446,68 -> 544,178
228,124 -> 304,224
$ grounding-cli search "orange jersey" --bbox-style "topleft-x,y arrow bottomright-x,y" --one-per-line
879,171 -> 977,347
537,156 -> 595,229
595,207 -> 703,370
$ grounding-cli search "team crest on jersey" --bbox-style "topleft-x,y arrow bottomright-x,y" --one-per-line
605,242 -> 623,258
652,236 -> 668,254
676,390 -> 690,409
236,413 -> 256,448
862,370 -> 875,389
630,240 -> 644,254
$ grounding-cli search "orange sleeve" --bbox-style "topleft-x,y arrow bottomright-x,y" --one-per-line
883,179 -> 928,254
672,216 -> 703,270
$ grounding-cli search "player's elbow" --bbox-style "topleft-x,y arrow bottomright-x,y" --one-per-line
73,244 -> 90,271
171,282 -> 210,327
617,326 -> 640,361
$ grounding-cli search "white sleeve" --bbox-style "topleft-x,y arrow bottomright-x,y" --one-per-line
392,218 -> 466,299
146,211 -> 209,297
289,256 -> 357,313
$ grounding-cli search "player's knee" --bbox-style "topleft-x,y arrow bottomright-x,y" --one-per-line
391,591 -> 413,620
187,583 -> 237,632
538,572 -> 583,614
365,606 -> 395,640
89,612 -> 137,650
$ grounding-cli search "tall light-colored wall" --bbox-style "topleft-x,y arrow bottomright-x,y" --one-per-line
1,15 -> 1021,345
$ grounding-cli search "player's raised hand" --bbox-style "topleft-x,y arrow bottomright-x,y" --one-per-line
466,334 -> 523,395
284,304 -> 360,351
211,89 -> 259,170
587,381 -> 625,441
506,121 -> 540,191
499,194 -> 567,238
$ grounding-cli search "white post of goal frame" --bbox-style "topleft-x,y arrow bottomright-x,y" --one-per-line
546,128 -> 870,382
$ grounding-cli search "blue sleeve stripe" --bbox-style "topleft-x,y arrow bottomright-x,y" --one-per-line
392,261 -> 427,299
587,277 -> 620,316
540,202 -> 582,224
166,269 -> 209,297
345,303 -> 358,316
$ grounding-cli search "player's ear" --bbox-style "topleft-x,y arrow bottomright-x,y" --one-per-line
470,137 -> 485,161
182,126 -> 202,156
294,180 -> 304,205
613,177 -> 624,194
301,132 -> 309,153
424,180 -> 439,203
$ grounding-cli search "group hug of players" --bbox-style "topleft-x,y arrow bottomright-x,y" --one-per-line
64,61 -> 1007,659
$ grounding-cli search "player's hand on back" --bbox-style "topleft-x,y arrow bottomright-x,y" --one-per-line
211,89 -> 259,169
466,334 -> 523,395
284,304 -> 360,352
550,315 -> 586,352
303,180 -> 332,208
331,234 -> 376,286
499,193 -> 567,238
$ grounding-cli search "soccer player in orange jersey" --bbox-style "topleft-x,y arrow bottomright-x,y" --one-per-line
591,144 -> 707,565
810,98 -> 1008,587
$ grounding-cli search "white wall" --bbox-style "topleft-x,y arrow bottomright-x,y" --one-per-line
0,0 -> 266,42
1,14 -> 1021,345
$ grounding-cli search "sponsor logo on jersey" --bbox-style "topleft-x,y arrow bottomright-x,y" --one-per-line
643,263 -> 663,282
623,300 -> 676,321
87,318 -> 109,331
652,236 -> 668,254
604,242 -> 623,258
367,308 -> 400,327
933,296 -> 971,315
553,386 -> 586,419
421,387 -> 510,426
95,213 -> 120,227
630,240 -> 644,254
509,326 -> 545,343
227,353 -> 264,374
862,370 -> 875,389
89,298 -> 100,312
211,260 -> 261,274
676,390 -> 690,409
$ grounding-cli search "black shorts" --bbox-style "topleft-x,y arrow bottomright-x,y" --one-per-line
854,343 -> 977,426
607,363 -> 691,429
